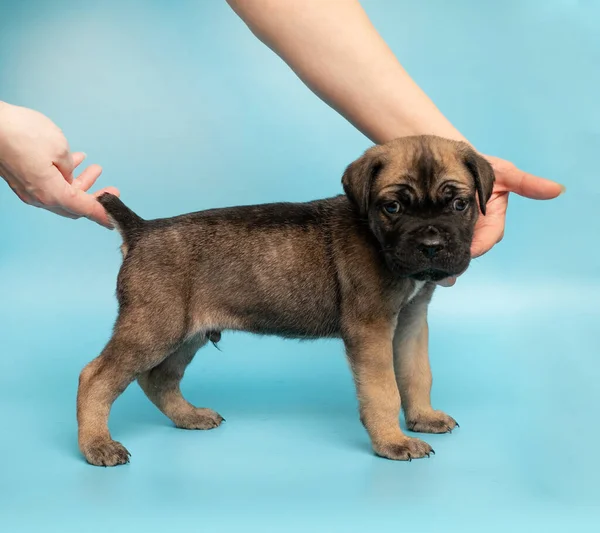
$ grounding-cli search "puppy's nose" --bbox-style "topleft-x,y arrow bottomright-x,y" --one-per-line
417,227 -> 444,258
418,240 -> 444,258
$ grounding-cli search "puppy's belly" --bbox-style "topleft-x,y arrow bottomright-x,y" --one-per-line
188,275 -> 341,339
191,301 -> 341,339
232,305 -> 341,339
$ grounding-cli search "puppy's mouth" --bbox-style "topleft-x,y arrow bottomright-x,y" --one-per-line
382,248 -> 470,282
409,269 -> 451,282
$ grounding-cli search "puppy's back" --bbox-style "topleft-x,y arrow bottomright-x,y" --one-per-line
98,193 -> 349,339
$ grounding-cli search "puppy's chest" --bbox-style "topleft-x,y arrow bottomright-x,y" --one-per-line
406,280 -> 426,304
387,280 -> 427,313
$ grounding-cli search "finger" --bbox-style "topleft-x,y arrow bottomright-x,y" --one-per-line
42,205 -> 80,219
57,183 -> 115,228
73,164 -> 103,191
6,169 -> 105,223
53,149 -> 75,184
498,167 -> 564,200
72,152 -> 87,169
28,192 -> 82,219
92,186 -> 120,198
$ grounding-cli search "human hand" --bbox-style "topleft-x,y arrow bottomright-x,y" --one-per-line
0,102 -> 119,228
437,155 -> 565,287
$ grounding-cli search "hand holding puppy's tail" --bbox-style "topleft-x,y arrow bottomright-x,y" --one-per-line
97,193 -> 145,245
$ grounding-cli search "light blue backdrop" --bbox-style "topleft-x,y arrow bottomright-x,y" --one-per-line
1,1 -> 598,532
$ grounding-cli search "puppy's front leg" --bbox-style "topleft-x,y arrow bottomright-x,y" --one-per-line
345,321 -> 434,461
394,301 -> 458,434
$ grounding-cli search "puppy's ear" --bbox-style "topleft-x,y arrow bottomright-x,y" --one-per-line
461,145 -> 495,215
342,148 -> 385,216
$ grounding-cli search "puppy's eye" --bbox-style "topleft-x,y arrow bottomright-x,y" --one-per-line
452,198 -> 469,212
382,201 -> 401,215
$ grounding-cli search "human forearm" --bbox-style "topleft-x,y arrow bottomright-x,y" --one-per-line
226,0 -> 466,144
229,0 -> 563,268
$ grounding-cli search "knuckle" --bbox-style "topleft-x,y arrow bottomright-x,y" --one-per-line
65,186 -> 78,201
53,140 -> 69,158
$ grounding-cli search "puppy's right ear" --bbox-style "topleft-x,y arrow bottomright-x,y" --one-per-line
342,148 -> 385,216
459,144 -> 495,215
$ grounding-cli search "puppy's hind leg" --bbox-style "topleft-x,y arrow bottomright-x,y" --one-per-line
77,310 -> 184,467
137,334 -> 224,430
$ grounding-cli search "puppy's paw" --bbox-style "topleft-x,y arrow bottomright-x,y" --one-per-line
82,438 -> 131,467
406,410 -> 458,434
174,408 -> 224,430
374,436 -> 434,461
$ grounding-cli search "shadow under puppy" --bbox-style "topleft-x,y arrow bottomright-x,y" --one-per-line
77,135 -> 494,466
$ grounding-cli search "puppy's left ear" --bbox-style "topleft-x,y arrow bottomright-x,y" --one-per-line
461,145 -> 495,215
342,147 -> 386,216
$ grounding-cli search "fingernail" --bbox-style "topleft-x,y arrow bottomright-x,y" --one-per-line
559,184 -> 566,195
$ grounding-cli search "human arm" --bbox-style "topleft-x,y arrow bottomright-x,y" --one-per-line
226,0 -> 564,265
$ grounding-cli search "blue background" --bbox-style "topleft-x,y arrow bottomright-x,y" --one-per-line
1,0 -> 599,531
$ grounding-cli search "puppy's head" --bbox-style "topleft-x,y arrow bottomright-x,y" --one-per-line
342,135 -> 494,282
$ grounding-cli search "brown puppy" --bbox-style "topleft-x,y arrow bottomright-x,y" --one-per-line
77,135 -> 494,466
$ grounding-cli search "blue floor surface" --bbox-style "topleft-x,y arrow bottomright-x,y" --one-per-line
1,1 -> 599,531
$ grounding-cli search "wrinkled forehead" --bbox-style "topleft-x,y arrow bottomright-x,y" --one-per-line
374,139 -> 473,197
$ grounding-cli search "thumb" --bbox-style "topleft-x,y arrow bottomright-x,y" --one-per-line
57,180 -> 115,228
507,169 -> 565,200
53,150 -> 75,184
484,156 -> 565,200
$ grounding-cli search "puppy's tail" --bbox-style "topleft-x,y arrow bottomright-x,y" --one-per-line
97,193 -> 145,245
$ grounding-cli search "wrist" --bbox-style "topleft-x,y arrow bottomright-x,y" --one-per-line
377,106 -> 468,145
